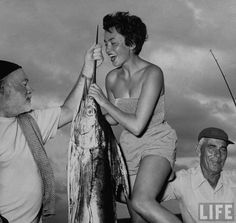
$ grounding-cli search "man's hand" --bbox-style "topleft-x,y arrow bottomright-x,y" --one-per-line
59,43 -> 104,127
82,43 -> 104,78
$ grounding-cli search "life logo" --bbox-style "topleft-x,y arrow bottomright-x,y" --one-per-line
199,203 -> 234,221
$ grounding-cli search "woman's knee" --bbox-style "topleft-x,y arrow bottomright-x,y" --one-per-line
131,197 -> 143,215
131,195 -> 157,215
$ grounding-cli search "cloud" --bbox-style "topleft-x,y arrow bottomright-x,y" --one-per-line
146,41 -> 236,159
1,0 -> 236,221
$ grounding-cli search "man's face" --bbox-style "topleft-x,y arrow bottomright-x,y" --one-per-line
200,138 -> 227,174
3,68 -> 32,116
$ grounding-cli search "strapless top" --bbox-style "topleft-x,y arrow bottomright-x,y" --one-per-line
114,94 -> 165,127
113,94 -> 177,176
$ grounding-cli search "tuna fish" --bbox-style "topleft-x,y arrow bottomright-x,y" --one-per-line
67,82 -> 129,223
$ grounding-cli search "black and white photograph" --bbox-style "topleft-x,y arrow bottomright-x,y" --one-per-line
0,0 -> 236,222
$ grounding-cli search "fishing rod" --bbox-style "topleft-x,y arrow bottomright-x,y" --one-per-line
83,25 -> 99,99
209,49 -> 236,108
93,25 -> 99,84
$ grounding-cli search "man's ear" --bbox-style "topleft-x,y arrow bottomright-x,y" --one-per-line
0,81 -> 10,95
196,145 -> 201,157
196,138 -> 205,157
0,82 -> 4,94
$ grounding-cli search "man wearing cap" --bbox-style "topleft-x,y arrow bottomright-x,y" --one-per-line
0,44 -> 102,223
162,127 -> 236,223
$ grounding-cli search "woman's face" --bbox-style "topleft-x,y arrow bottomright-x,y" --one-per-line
104,27 -> 132,67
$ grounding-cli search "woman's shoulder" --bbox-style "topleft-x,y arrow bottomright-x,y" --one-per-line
107,67 -> 122,77
105,67 -> 122,84
144,61 -> 163,75
141,62 -> 163,83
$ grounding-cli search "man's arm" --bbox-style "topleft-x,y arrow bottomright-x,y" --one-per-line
161,179 -> 178,201
161,170 -> 185,202
59,44 -> 103,128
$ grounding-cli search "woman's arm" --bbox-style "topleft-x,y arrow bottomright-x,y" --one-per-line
104,72 -> 119,125
89,65 -> 164,136
104,113 -> 118,125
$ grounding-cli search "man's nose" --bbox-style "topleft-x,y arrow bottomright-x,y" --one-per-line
213,149 -> 221,158
26,85 -> 33,94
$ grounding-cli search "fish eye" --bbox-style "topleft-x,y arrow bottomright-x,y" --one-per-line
86,105 -> 95,116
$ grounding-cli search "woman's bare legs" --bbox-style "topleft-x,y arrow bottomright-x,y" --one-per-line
127,198 -> 147,223
128,155 -> 182,223
124,175 -> 147,223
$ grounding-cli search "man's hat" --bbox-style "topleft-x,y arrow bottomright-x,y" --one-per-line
198,127 -> 234,145
0,60 -> 22,81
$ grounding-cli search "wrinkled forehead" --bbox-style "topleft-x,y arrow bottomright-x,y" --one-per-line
203,137 -> 227,148
4,68 -> 27,83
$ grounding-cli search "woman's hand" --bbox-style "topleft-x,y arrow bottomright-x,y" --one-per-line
82,44 -> 104,79
88,83 -> 109,107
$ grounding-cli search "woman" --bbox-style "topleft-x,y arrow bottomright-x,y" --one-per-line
89,11 -> 181,223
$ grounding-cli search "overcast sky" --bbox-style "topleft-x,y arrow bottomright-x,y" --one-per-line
1,0 -> 236,221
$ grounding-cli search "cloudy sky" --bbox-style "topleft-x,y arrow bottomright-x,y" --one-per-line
1,0 -> 236,221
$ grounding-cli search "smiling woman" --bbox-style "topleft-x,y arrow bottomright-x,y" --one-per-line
88,11 -> 181,223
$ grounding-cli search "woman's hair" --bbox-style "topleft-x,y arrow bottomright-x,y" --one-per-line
103,11 -> 148,55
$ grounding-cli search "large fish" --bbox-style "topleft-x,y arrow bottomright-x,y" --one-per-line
67,82 -> 129,223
